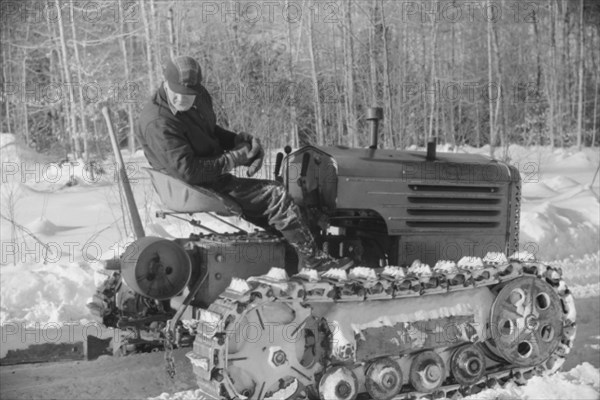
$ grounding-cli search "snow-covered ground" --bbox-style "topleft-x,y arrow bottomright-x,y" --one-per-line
1,133 -> 599,399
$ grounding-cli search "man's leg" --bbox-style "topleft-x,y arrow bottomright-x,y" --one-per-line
208,175 -> 351,270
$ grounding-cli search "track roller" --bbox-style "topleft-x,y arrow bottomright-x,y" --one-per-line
318,366 -> 358,400
451,344 -> 486,386
409,351 -> 446,393
365,358 -> 403,400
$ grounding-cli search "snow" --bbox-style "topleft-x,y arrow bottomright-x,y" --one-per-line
433,260 -> 458,274
294,268 -> 319,282
350,301 -> 477,334
463,362 -> 600,400
457,256 -> 484,269
0,262 -> 97,325
263,378 -> 298,400
265,267 -> 289,281
408,259 -> 432,275
1,136 -> 599,399
321,268 -> 348,281
198,310 -> 220,325
348,266 -> 377,280
509,251 -> 537,262
483,252 -> 508,265
227,277 -> 251,293
381,265 -> 406,279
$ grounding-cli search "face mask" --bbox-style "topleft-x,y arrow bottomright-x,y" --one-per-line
165,82 -> 196,112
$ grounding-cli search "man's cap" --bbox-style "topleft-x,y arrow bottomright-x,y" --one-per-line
163,56 -> 202,96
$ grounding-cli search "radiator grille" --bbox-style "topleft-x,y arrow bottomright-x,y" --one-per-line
404,183 -> 505,229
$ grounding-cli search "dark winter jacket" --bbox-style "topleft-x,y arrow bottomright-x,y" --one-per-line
136,84 -> 238,185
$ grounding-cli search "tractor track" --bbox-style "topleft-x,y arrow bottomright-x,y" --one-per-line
185,258 -> 577,400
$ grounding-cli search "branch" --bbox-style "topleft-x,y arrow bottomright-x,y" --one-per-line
0,212 -> 51,254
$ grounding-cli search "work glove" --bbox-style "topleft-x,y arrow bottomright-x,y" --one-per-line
235,132 -> 265,177
223,142 -> 253,172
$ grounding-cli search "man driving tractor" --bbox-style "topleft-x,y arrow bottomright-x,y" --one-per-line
136,55 -> 352,271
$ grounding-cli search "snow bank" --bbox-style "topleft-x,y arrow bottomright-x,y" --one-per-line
0,262 -> 96,325
555,252 -> 600,298
520,202 -> 599,260
545,175 -> 581,191
522,182 -> 557,198
151,364 -> 600,400
464,362 -> 599,400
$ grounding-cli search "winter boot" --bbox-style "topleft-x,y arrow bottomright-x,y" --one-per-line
301,249 -> 355,272
281,224 -> 354,271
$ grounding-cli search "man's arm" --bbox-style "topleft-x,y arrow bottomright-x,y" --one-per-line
144,119 -> 229,185
215,125 -> 237,150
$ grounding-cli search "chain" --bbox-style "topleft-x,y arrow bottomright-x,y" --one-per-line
164,320 -> 177,379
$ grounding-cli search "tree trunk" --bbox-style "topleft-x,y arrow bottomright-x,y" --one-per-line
69,1 -> 89,160
21,54 -> 29,145
487,0 -> 495,158
593,78 -> 598,146
379,0 -> 395,148
576,0 -> 584,149
168,7 -> 177,59
307,1 -> 323,145
560,0 -> 568,146
285,0 -> 299,148
150,0 -> 161,82
2,43 -> 11,133
402,20 -> 408,147
421,27 -> 427,145
331,22 -> 342,144
492,24 -> 506,157
450,23 -> 456,148
56,0 -> 81,159
343,0 -> 357,147
140,0 -> 156,93
119,0 -> 136,153
548,0 -> 557,148
369,0 -> 379,109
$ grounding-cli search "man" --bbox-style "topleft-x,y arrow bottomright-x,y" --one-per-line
136,55 -> 352,271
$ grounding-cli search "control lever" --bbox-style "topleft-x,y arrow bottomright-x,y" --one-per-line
274,152 -> 284,181
284,145 -> 292,190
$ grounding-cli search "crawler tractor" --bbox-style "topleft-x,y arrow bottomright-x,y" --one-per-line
90,108 -> 576,399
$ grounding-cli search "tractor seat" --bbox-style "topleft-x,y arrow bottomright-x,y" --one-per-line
144,168 -> 242,216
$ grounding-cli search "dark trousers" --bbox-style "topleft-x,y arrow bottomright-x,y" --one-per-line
206,175 -> 313,246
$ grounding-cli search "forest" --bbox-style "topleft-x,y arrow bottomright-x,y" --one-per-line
1,0 -> 599,161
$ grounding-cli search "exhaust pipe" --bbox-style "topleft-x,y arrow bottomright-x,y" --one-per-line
367,107 -> 384,149
426,138 -> 437,161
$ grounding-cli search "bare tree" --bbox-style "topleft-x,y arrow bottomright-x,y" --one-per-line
2,40 -> 12,134
576,0 -> 584,150
140,0 -> 156,93
285,0 -> 299,148
380,0 -> 395,148
118,0 -> 136,152
486,0 -> 495,157
167,7 -> 178,59
69,1 -> 89,160
307,1 -> 323,145
342,0 -> 358,147
56,0 -> 81,158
